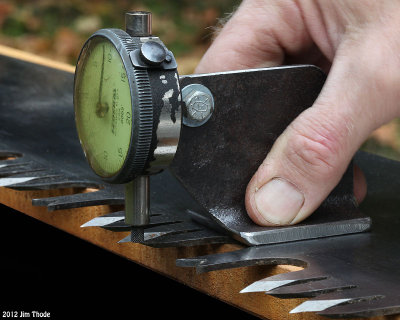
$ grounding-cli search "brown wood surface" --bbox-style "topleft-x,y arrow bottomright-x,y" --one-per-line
0,46 -> 398,320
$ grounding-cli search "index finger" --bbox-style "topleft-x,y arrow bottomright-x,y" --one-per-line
196,0 -> 312,73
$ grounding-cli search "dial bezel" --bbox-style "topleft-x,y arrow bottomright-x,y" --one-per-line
74,29 -> 152,183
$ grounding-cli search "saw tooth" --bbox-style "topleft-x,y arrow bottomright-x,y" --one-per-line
0,173 -> 62,189
309,287 -> 381,301
0,166 -> 44,177
81,215 -> 124,227
81,211 -> 184,230
144,231 -> 169,241
0,160 -> 44,171
317,295 -> 388,318
0,161 -> 32,169
33,191 -> 122,211
290,293 -> 385,314
118,227 -> 232,248
0,177 -> 37,187
81,211 -> 124,228
267,278 -> 355,298
176,245 -> 309,274
241,268 -> 327,294
290,299 -> 352,313
118,235 -> 131,243
241,279 -> 298,293
143,222 -> 202,241
176,247 -> 254,269
145,229 -> 233,248
33,196 -> 61,207
14,178 -> 99,190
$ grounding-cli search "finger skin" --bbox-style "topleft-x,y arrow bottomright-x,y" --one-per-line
354,164 -> 367,204
198,0 -> 400,226
195,0 -> 312,73
245,23 -> 400,226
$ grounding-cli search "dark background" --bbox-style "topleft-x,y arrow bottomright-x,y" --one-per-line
0,204 -> 257,319
0,0 -> 240,74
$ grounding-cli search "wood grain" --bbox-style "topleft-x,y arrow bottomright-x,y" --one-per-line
0,45 -> 398,320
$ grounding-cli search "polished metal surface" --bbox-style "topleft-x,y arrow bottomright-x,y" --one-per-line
182,84 -> 214,127
147,71 -> 182,174
129,36 -> 178,70
124,176 -> 150,226
140,41 -> 167,66
0,177 -> 37,187
125,11 -> 152,37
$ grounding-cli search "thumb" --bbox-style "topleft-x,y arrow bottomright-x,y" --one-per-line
245,38 -> 400,226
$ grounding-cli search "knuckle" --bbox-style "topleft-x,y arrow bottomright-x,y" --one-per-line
283,118 -> 345,180
286,134 -> 336,178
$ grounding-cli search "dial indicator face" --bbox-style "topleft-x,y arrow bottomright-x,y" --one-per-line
74,36 -> 132,178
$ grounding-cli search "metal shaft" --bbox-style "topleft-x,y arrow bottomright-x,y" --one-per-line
125,11 -> 152,37
124,11 -> 152,228
124,176 -> 150,226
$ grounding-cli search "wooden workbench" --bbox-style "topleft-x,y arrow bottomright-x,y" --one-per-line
0,45 -> 397,320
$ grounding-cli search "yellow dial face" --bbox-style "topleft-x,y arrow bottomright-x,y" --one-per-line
74,36 -> 133,178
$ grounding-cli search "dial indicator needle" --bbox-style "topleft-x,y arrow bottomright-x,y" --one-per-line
96,45 -> 109,118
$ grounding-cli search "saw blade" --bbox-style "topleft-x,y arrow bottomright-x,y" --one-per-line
1,53 -> 400,318
177,153 -> 400,318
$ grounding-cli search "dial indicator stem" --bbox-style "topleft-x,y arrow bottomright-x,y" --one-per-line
125,11 -> 152,37
123,11 -> 153,229
125,176 -> 150,226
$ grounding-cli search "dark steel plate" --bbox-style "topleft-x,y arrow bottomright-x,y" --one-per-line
172,68 -> 370,245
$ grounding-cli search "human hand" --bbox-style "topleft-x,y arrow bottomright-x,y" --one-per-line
196,0 -> 400,226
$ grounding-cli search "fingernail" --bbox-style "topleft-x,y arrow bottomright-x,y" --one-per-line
254,178 -> 304,225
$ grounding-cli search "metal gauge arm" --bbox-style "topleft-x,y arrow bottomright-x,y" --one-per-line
172,68 -> 370,245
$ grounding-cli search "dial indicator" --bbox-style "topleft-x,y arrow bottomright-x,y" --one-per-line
74,36 -> 132,178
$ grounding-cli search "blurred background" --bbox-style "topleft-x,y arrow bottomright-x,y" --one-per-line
0,0 -> 399,160
0,0 -> 240,73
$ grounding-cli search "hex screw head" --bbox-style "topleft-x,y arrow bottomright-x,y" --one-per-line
182,84 -> 214,127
